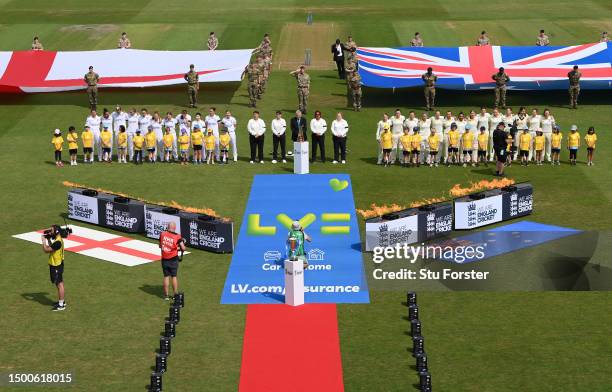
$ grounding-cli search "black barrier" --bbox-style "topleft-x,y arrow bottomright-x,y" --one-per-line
67,188 -> 234,254
97,193 -> 145,233
179,212 -> 234,254
365,202 -> 453,251
454,183 -> 533,230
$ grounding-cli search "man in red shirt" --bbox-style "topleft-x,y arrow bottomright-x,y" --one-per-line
159,222 -> 186,300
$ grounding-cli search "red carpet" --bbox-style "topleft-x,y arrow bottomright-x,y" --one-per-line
239,304 -> 344,392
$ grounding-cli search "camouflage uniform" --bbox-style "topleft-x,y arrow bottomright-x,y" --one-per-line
568,69 -> 582,109
348,72 -> 362,111
31,40 -> 43,50
255,57 -> 266,98
345,49 -> 358,72
207,35 -> 218,50
184,68 -> 199,107
244,64 -> 259,107
492,71 -> 510,108
410,37 -> 423,47
421,72 -> 438,110
84,70 -> 100,110
291,69 -> 310,114
536,34 -> 550,46
118,37 -> 131,48
477,36 -> 490,46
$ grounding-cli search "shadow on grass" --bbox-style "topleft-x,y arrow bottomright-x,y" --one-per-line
139,284 -> 165,299
21,292 -> 55,306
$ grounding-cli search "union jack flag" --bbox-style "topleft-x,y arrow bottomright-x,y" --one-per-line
357,43 -> 612,90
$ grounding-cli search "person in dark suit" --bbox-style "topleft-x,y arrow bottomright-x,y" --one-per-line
492,122 -> 507,176
290,110 -> 308,142
331,39 -> 347,79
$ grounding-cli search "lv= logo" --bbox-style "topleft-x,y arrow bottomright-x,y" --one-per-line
247,213 -> 351,236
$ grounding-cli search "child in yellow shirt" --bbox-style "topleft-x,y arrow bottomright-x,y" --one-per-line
567,125 -> 580,165
477,126 -> 488,166
178,129 -> 190,165
380,125 -> 393,167
145,126 -> 157,163
410,128 -> 422,167
585,126 -> 597,166
191,125 -> 204,164
550,125 -> 562,165
81,126 -> 94,164
66,126 -> 79,166
446,124 -> 460,166
534,130 -> 545,165
399,128 -> 412,167
117,126 -> 128,164
219,129 -> 231,164
51,129 -> 64,167
461,126 -> 475,167
163,127 -> 175,163
205,129 -> 216,165
132,130 -> 144,164
100,126 -> 113,163
518,129 -> 532,166
427,128 -> 440,167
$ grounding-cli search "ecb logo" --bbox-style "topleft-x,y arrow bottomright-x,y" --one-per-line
247,212 -> 351,236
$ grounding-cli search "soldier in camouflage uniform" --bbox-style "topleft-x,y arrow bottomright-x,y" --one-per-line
31,36 -> 43,50
491,67 -> 510,108
290,65 -> 310,114
536,30 -> 550,46
242,63 -> 259,108
567,65 -> 582,109
118,32 -> 131,49
421,67 -> 437,110
207,32 -> 218,50
261,54 -> 272,93
477,31 -> 490,46
348,72 -> 362,111
410,32 -> 423,47
345,47 -> 358,72
345,35 -> 357,50
183,64 -> 199,108
84,66 -> 100,110
255,55 -> 266,99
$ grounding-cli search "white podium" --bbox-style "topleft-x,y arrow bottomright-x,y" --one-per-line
293,142 -> 309,174
284,259 -> 305,306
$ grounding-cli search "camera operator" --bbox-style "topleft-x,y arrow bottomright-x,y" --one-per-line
159,222 -> 186,301
41,226 -> 66,311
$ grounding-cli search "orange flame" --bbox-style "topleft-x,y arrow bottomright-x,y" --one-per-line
62,181 -> 229,221
356,178 -> 516,219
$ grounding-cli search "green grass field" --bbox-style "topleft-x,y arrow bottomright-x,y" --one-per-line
2,1 -> 612,391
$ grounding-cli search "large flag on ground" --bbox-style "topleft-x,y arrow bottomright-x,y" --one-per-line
358,43 -> 612,90
0,49 -> 253,93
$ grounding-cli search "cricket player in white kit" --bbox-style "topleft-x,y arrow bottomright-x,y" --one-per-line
418,113 -> 431,163
112,106 -> 128,156
150,112 -> 164,161
221,110 -> 238,161
389,110 -> 405,163
100,110 -> 113,159
138,108 -> 152,158
205,108 -> 221,160
84,110 -> 101,162
164,112 -> 178,160
126,109 -> 140,160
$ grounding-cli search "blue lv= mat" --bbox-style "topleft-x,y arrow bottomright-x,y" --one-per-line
221,174 -> 370,304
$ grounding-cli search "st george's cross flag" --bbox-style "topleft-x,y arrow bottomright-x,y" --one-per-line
357,42 -> 612,90
0,48 -> 253,93
12,225 -> 188,266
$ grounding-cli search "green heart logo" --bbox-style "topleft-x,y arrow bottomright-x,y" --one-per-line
329,178 -> 349,192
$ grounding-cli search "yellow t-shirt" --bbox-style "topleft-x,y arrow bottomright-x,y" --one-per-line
179,135 -> 190,150
568,132 -> 580,148
381,131 -> 393,149
410,134 -> 422,150
400,134 -> 411,150
428,134 -> 440,151
205,134 -> 216,150
100,131 -> 112,148
145,132 -> 157,148
584,133 -> 597,148
52,136 -> 64,151
506,135 -> 513,150
461,132 -> 474,149
519,133 -> 532,151
117,132 -> 128,148
551,132 -> 562,149
448,130 -> 459,148
219,133 -> 231,148
191,131 -> 203,146
48,235 -> 64,267
133,135 -> 145,150
66,132 -> 78,150
477,133 -> 488,151
534,135 -> 545,151
163,133 -> 174,149
81,131 -> 93,148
